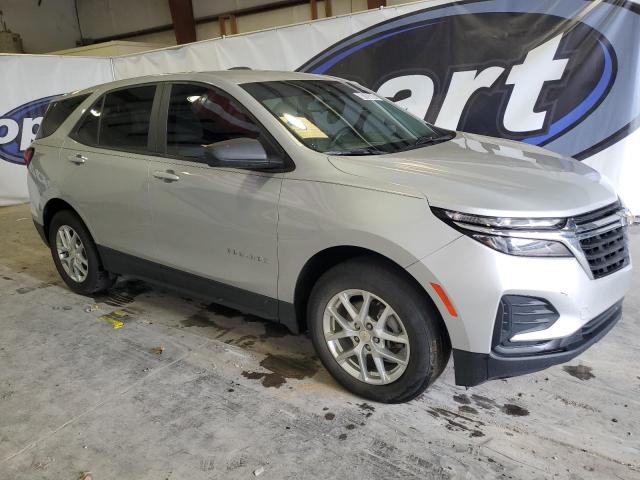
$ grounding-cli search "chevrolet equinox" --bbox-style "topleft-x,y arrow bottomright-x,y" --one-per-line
27,71 -> 634,403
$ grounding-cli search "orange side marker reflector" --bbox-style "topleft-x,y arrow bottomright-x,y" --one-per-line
430,283 -> 458,317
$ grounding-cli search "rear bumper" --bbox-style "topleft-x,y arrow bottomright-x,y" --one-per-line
453,300 -> 623,386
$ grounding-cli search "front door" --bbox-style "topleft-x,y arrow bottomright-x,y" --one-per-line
148,82 -> 283,317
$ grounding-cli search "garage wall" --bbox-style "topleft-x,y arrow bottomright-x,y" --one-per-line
0,0 -> 81,53
77,0 -> 173,41
78,0 -> 370,47
1,0 -> 374,54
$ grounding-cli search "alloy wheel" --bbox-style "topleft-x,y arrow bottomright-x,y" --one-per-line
323,289 -> 410,385
55,225 -> 89,283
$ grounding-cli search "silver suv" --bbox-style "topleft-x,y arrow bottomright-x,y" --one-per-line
27,71 -> 634,403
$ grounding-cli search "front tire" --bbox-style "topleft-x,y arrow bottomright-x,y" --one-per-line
308,257 -> 450,403
49,210 -> 115,295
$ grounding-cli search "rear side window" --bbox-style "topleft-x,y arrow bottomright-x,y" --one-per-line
73,85 -> 156,152
37,94 -> 89,139
165,83 -> 262,161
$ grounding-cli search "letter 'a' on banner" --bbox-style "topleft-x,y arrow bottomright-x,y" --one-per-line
1,0 -> 639,211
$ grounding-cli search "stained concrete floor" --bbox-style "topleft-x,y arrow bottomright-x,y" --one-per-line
0,203 -> 638,480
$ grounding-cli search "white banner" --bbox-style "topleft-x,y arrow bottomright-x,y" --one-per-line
1,0 -> 639,212
0,55 -> 113,206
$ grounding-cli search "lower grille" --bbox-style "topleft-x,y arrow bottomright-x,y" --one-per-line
574,202 -> 630,279
492,300 -> 623,358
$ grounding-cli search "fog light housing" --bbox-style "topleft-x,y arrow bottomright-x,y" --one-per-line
492,295 -> 559,355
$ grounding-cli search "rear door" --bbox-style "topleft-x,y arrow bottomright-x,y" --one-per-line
147,82 -> 284,316
60,84 -> 161,259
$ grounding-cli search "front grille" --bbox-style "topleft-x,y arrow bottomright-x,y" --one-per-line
574,202 -> 630,279
573,202 -> 620,225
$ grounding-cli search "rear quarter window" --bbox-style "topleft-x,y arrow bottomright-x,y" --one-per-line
36,94 -> 90,139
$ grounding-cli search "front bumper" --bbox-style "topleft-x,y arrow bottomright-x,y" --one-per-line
453,300 -> 622,386
407,234 -> 632,384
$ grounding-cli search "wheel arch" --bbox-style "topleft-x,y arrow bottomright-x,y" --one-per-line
290,245 -> 451,347
42,198 -> 88,245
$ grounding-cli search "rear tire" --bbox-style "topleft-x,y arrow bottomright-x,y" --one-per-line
308,257 -> 450,403
49,210 -> 115,295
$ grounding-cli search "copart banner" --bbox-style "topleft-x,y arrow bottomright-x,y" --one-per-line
0,55 -> 113,205
2,0 -> 639,211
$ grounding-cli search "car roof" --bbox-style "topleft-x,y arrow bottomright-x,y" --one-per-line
65,70 -> 343,98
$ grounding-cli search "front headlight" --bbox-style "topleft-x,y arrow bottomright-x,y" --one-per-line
433,208 -> 572,257
439,210 -> 566,230
471,234 -> 571,257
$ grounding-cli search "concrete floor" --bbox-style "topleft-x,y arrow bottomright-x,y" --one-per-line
0,203 -> 638,480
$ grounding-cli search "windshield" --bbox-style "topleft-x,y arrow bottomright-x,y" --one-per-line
241,80 -> 452,155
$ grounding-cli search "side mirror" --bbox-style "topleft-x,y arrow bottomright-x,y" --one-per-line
386,89 -> 411,103
205,137 -> 275,170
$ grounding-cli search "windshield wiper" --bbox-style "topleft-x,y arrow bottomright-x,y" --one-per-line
325,147 -> 385,156
412,131 -> 455,148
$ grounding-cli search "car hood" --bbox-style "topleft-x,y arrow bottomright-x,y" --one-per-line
328,132 -> 618,217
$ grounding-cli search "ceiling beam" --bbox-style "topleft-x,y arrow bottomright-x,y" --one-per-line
325,0 -> 333,17
168,0 -> 196,44
367,0 -> 386,9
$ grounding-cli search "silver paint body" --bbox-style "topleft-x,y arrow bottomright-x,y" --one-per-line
27,71 -> 633,354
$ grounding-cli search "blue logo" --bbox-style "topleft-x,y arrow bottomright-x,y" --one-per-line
299,0 -> 640,160
0,96 -> 56,165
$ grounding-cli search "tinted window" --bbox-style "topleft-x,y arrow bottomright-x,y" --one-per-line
75,97 -> 103,145
99,85 -> 156,151
37,94 -> 89,139
166,83 -> 262,161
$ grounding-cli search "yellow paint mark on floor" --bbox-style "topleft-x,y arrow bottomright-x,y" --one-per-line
99,309 -> 130,329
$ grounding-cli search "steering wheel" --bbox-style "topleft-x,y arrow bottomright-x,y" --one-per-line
327,126 -> 359,151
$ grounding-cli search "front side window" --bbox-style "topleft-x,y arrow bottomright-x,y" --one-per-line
100,85 -> 156,150
242,80 -> 452,155
37,94 -> 89,139
165,83 -> 263,161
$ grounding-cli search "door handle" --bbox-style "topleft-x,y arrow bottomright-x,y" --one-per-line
153,170 -> 180,183
69,154 -> 87,165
